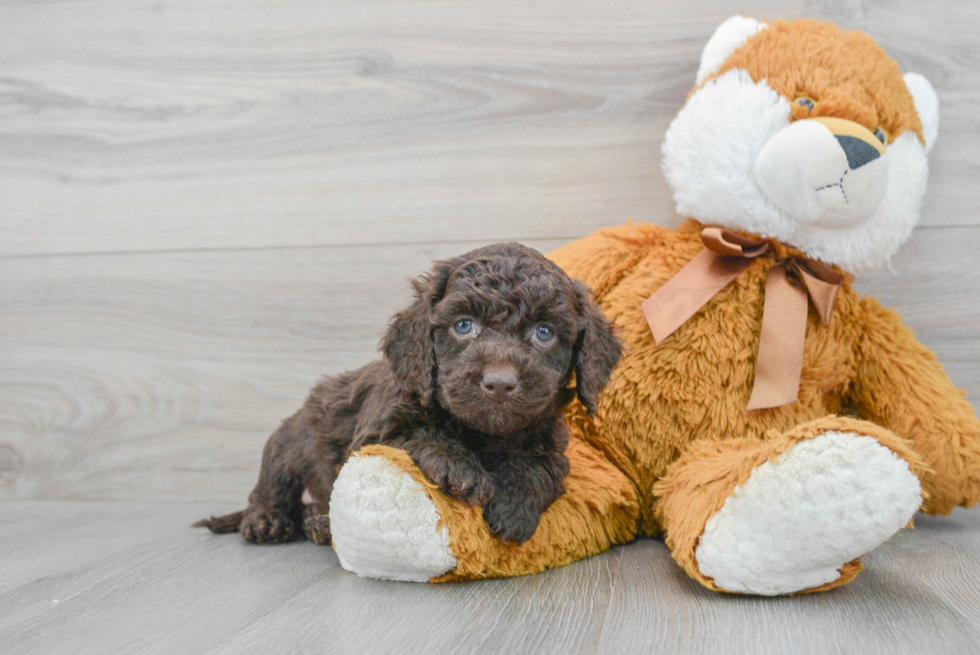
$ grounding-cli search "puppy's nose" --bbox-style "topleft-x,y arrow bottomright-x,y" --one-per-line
481,366 -> 518,402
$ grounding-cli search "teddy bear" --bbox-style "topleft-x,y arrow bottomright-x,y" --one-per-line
323,16 -> 980,595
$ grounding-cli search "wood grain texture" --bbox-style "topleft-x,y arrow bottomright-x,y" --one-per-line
0,239 -> 566,501
1,501 -> 978,655
1,0 -> 978,258
1,228 -> 978,503
2,1 -> 978,504
1,1 -> 980,650
596,520 -> 980,654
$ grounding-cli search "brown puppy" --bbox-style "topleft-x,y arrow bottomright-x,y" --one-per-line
196,243 -> 621,545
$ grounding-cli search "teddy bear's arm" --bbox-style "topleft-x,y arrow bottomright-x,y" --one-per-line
850,295 -> 980,514
330,436 -> 639,581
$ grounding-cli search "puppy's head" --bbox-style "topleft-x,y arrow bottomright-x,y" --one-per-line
382,243 -> 621,435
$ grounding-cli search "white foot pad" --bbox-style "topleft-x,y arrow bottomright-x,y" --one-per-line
695,432 -> 922,595
330,454 -> 457,582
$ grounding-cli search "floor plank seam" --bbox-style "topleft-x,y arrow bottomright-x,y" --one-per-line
0,235 -> 589,262
2,225 -> 974,262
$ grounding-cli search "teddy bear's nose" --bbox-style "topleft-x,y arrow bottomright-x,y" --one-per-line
752,115 -> 889,229
836,135 -> 881,170
482,366 -> 518,402
808,116 -> 885,169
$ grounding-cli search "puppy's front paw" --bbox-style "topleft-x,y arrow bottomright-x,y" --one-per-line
240,505 -> 297,544
423,458 -> 493,505
483,496 -> 541,545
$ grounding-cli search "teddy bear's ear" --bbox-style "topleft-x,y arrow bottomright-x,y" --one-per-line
904,72 -> 939,154
696,15 -> 768,85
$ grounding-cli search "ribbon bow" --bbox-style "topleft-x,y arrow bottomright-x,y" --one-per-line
641,227 -> 843,410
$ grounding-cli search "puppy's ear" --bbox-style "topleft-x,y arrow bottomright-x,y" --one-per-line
571,280 -> 622,416
381,258 -> 457,406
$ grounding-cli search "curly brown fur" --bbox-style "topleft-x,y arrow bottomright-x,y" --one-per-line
195,243 -> 621,545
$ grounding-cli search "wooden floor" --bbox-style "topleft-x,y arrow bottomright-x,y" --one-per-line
2,0 -> 980,653
2,501 -> 979,654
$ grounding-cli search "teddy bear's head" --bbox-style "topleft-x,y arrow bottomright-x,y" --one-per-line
662,17 -> 939,273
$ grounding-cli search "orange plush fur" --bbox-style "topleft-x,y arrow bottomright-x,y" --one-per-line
705,20 -> 925,146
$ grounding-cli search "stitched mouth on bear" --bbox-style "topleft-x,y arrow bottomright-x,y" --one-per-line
753,117 -> 889,229
814,169 -> 849,204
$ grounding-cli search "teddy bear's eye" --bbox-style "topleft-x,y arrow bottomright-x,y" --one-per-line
873,127 -> 887,144
795,97 -> 815,112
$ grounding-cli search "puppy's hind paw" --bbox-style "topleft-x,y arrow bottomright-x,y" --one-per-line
302,505 -> 332,545
240,505 -> 298,544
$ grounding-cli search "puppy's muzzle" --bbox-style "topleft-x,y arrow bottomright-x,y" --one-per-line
481,364 -> 519,403
753,116 -> 888,229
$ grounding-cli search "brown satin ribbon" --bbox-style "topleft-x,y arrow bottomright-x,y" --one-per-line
641,227 -> 842,410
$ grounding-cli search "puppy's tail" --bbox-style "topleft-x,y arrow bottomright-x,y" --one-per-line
193,510 -> 244,534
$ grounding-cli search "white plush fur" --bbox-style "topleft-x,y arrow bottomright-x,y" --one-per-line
785,131 -> 926,272
695,432 -> 923,596
696,16 -> 768,85
904,72 -> 940,153
663,69 -> 793,240
662,67 -> 932,273
330,453 -> 457,582
753,118 -> 889,228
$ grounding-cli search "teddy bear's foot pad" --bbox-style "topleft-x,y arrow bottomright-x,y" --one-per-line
330,453 -> 457,582
695,431 -> 922,595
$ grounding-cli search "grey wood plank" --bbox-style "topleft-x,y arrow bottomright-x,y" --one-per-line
596,509 -> 980,655
0,507 -> 344,654
0,500 -> 238,594
1,501 -> 979,655
875,511 -> 980,630
206,541 -> 621,655
0,499 -> 621,655
0,500 -> 240,636
2,228 -> 978,503
0,239 -> 568,502
1,0 -> 977,258
854,226 -> 980,397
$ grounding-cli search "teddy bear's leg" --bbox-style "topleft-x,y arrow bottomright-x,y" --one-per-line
329,437 -> 639,582
653,416 -> 926,596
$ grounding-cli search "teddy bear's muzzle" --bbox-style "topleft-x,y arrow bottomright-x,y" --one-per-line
752,116 -> 889,229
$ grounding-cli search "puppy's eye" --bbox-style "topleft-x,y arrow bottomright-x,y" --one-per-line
453,319 -> 476,336
873,127 -> 887,144
795,97 -> 815,112
533,325 -> 555,343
